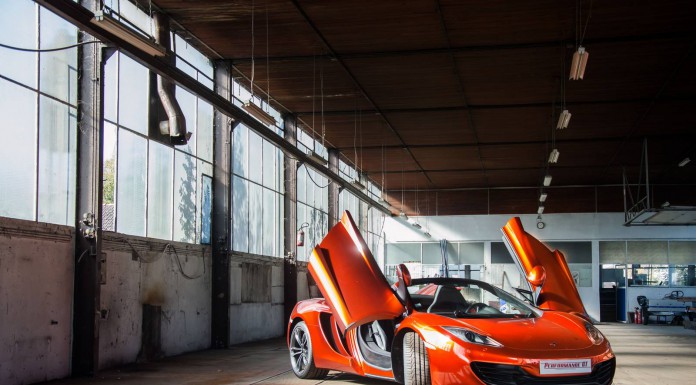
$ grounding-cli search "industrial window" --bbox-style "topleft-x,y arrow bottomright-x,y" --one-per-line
600,241 -> 696,287
0,1 -> 77,226
231,124 -> 284,257
101,8 -> 214,244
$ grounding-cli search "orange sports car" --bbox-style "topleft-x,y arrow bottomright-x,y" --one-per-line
287,212 -> 615,385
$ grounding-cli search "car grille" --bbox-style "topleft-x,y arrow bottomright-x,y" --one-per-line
470,358 -> 615,385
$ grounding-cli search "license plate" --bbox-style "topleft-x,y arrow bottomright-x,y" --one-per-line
539,359 -> 592,375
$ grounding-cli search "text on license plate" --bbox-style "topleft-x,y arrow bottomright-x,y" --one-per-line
539,359 -> 592,375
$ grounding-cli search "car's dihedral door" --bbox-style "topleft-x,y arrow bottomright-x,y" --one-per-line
309,211 -> 404,333
501,217 -> 588,315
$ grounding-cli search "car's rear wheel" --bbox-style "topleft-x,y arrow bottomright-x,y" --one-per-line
289,321 -> 329,379
403,332 -> 431,385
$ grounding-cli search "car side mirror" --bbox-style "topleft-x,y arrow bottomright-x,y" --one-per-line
527,265 -> 546,288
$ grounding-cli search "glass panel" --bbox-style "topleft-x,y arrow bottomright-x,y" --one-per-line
248,182 -> 262,255
232,124 -> 248,178
599,241 -> 626,264
422,243 -> 442,264
174,34 -> 213,79
297,166 -> 306,203
458,243 -> 484,265
545,241 -> 592,263
232,175 -> 249,252
39,7 -> 77,104
248,130 -> 262,184
669,241 -> 696,264
628,264 -> 669,286
196,100 -> 213,162
175,86 -> 197,155
627,241 -> 668,263
0,79 -> 37,220
103,53 -> 118,122
263,188 -> 275,256
118,54 -> 148,134
386,243 -> 421,264
0,0 -> 36,88
263,140 -> 275,189
200,173 -> 212,244
277,194 -> 285,257
38,97 -> 76,225
116,130 -> 147,236
102,122 -> 118,231
671,265 -> 696,287
147,142 -> 173,240
174,151 -> 197,243
118,0 -> 153,37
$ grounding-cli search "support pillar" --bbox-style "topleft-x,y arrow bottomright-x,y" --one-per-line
284,114 -> 299,325
327,148 -> 340,226
211,60 -> 233,348
72,1 -> 105,374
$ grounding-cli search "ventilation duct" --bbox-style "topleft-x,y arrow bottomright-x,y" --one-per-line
154,13 -> 190,145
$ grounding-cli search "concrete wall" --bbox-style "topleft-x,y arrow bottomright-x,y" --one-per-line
0,218 -> 74,385
99,234 -> 212,369
228,254 -> 285,345
384,213 -> 696,321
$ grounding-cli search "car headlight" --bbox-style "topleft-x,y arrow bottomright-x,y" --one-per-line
584,322 -> 604,345
443,326 -> 503,347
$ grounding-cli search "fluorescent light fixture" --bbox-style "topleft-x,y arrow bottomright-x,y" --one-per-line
410,221 -> 422,229
678,157 -> 691,167
537,206 -> 545,214
378,198 -> 391,207
543,174 -> 552,187
557,109 -> 571,129
423,232 -> 431,238
569,46 -> 589,80
548,148 -> 560,164
352,179 -> 365,190
399,211 -> 409,221
307,150 -> 328,166
539,192 -> 548,202
92,11 -> 166,57
243,100 -> 277,126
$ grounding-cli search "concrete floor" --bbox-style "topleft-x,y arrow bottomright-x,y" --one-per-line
39,323 -> 695,385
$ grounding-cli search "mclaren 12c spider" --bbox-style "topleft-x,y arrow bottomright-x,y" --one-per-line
287,212 -> 615,385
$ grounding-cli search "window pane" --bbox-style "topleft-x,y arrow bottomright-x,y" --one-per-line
263,188 -> 275,256
297,166 -> 306,204
197,100 -> 213,162
197,160 -> 213,243
175,86 -> 197,155
263,140 -> 275,189
248,131 -> 262,184
174,151 -> 197,243
147,142 -> 173,240
38,97 -> 76,225
671,265 -> 696,287
627,241 -> 668,263
232,124 -> 248,178
629,264 -> 669,286
599,241 -> 626,264
118,54 -> 148,134
102,122 -> 117,231
232,176 -> 249,252
248,183 -> 262,255
118,0 -> 153,37
40,7 -> 77,104
103,53 -> 118,122
0,79 -> 37,220
174,34 -> 213,80
0,0 -> 36,88
669,241 -> 696,264
116,130 -> 147,236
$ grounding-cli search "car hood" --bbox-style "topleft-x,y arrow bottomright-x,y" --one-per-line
308,211 -> 405,333
448,312 -> 595,351
501,217 -> 588,317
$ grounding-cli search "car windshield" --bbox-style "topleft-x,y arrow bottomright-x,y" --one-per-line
406,278 -> 541,319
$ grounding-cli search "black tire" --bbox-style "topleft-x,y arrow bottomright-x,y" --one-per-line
289,321 -> 329,379
403,332 -> 431,385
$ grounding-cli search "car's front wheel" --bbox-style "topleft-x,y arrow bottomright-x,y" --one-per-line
289,321 -> 329,379
403,332 -> 431,385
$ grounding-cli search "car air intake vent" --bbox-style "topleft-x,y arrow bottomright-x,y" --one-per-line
470,357 -> 615,385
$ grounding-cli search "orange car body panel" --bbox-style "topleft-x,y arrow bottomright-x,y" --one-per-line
308,212 -> 404,332
502,217 -> 588,316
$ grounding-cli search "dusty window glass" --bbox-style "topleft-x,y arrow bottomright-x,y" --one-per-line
39,7 -> 77,104
671,265 -> 696,287
262,188 -> 276,256
116,130 -> 147,236
248,130 -> 263,185
628,264 -> 669,286
103,54 -> 119,122
196,100 -> 214,163
173,151 -> 197,243
38,97 -> 77,225
263,140 -> 276,189
147,142 -> 173,240
0,0 -> 36,87
232,175 -> 249,252
232,124 -> 248,178
0,79 -> 37,220
118,55 -> 148,134
248,182 -> 263,255
176,86 -> 197,156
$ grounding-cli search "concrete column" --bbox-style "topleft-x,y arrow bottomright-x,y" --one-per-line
211,60 -> 233,348
283,114 -> 298,325
72,0 -> 105,375
327,148 -> 340,226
